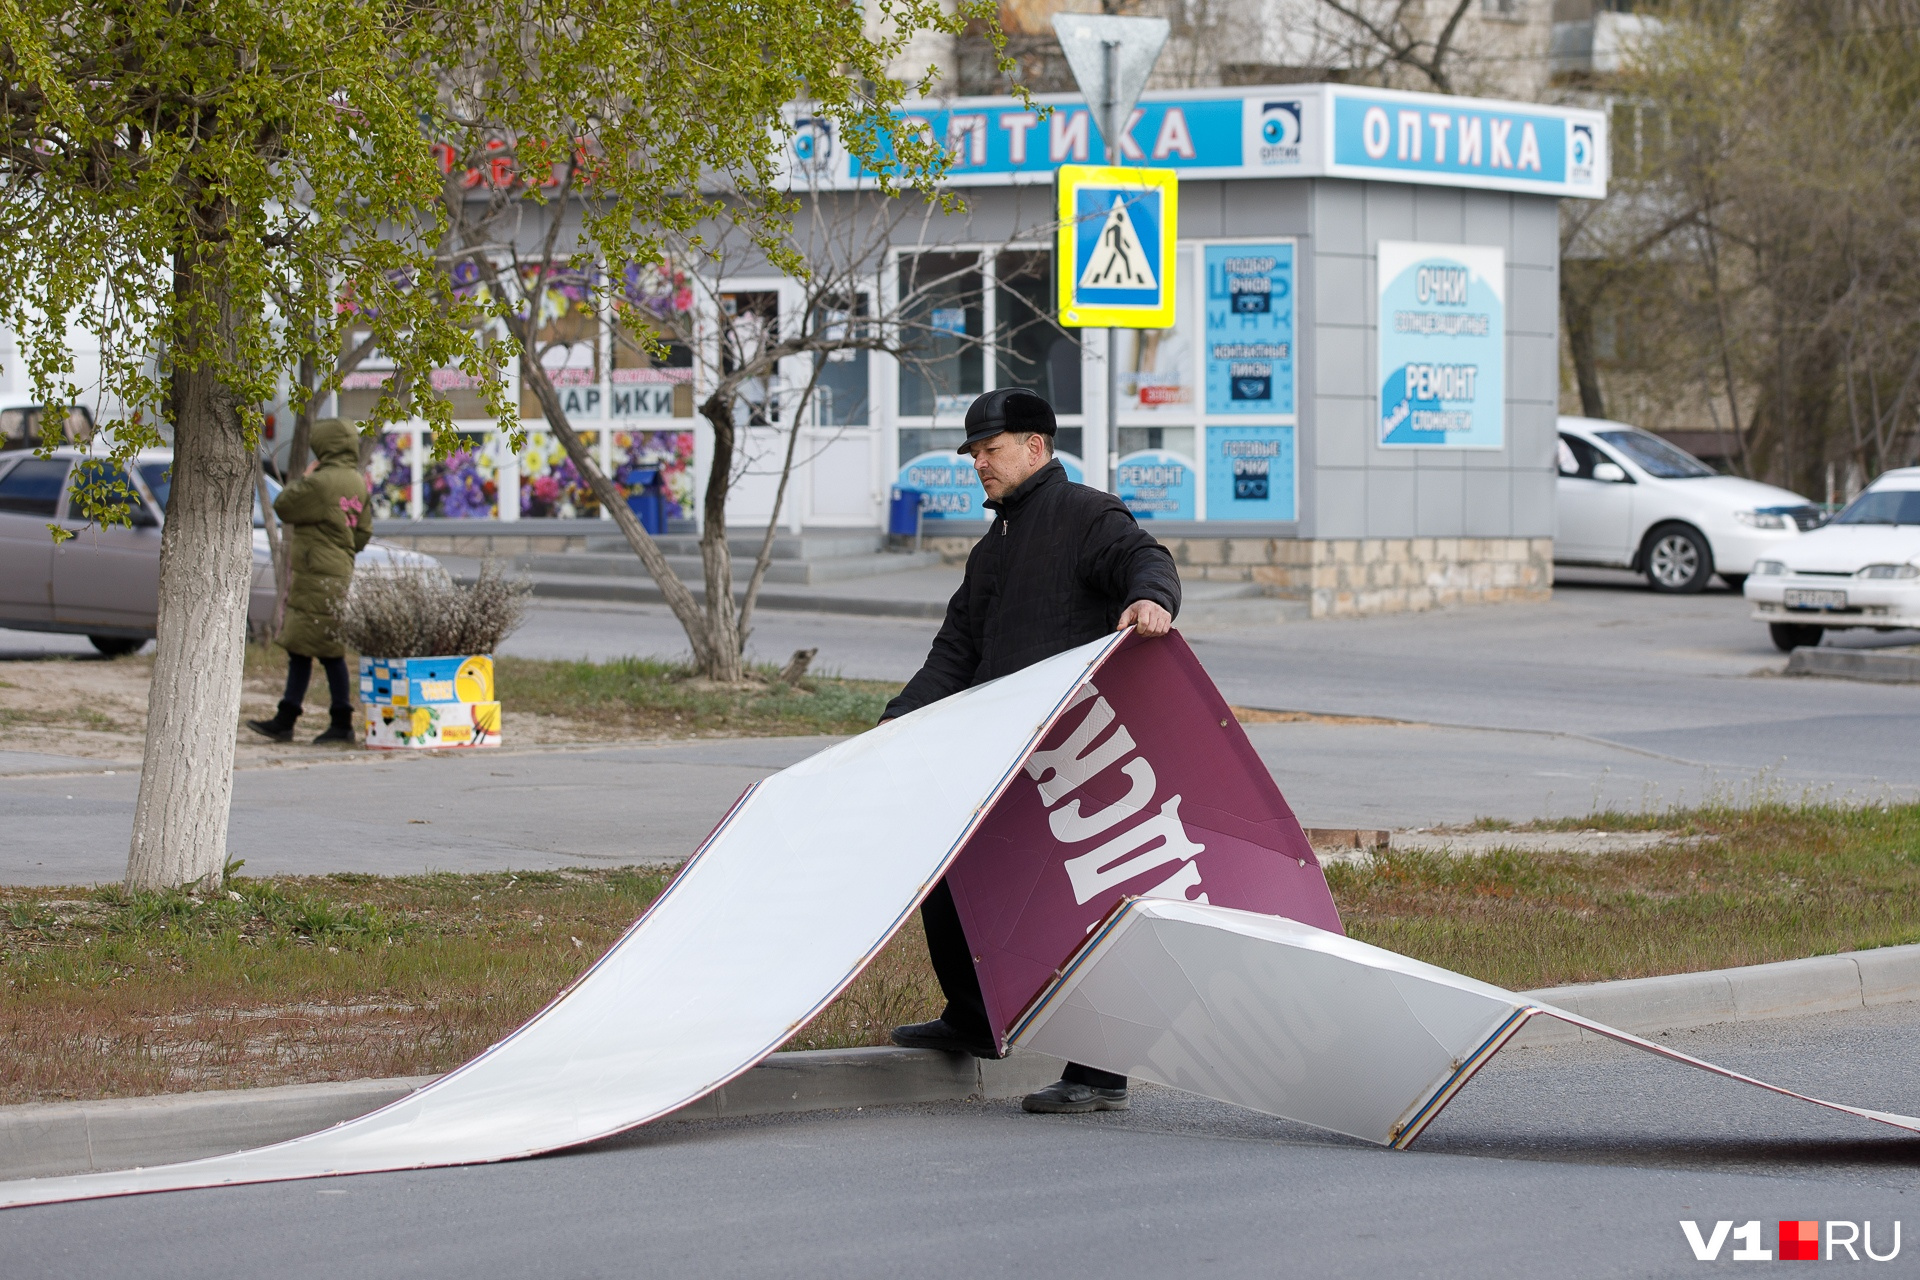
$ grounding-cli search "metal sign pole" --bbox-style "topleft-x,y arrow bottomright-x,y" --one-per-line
1104,38 -> 1119,495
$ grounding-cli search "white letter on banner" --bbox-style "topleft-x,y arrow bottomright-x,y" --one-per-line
1679,1222 -> 1730,1262
1397,110 -> 1421,161
1050,110 -> 1089,162
1867,1221 -> 1900,1262
1049,756 -> 1156,842
1062,794 -> 1205,904
1428,113 -> 1452,162
1826,1222 -> 1860,1262
1143,857 -> 1208,904
1000,112 -> 1038,164
1362,107 -> 1390,159
1490,119 -> 1513,168
1025,698 -> 1134,806
1120,107 -> 1147,160
1152,108 -> 1195,159
1457,115 -> 1482,166
947,114 -> 987,166
1517,121 -> 1542,171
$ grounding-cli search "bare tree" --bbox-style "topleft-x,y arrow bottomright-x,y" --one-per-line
433,156 -> 1067,681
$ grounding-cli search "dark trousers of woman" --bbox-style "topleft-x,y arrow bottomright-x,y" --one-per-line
283,653 -> 352,712
920,879 -> 1128,1090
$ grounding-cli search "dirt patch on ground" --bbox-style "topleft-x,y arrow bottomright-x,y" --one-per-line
0,653 -> 658,763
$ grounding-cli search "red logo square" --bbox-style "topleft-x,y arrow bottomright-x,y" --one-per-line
1780,1220 -> 1820,1261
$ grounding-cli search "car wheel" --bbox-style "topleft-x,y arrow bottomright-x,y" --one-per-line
1643,525 -> 1713,593
88,635 -> 143,657
1769,622 -> 1824,652
1719,574 -> 1746,592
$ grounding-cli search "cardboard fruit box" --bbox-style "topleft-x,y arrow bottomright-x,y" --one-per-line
360,654 -> 501,749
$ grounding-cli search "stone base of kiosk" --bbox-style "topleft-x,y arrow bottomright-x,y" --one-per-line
922,534 -> 1552,619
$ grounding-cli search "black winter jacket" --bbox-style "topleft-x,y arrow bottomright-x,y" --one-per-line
883,460 -> 1181,719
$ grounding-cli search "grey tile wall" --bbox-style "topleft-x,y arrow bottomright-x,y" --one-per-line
1305,179 -> 1560,542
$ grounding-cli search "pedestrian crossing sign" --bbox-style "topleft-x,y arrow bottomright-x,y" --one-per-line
1055,164 -> 1178,328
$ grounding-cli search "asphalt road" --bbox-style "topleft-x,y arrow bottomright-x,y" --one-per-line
4,1003 -> 1917,1278
5,571 -> 1919,883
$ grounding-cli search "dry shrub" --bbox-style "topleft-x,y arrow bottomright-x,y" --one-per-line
333,560 -> 530,658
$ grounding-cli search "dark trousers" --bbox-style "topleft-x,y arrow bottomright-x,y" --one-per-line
283,653 -> 352,712
920,878 -> 1127,1091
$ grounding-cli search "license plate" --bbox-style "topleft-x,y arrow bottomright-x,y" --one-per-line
1784,588 -> 1847,610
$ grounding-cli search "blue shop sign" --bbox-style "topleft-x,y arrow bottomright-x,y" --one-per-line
1377,241 -> 1505,449
1203,243 -> 1294,416
1116,450 -> 1198,521
1204,426 -> 1295,521
897,451 -> 1085,521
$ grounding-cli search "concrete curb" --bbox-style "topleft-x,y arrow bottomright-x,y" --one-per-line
5,944 -> 1919,1183
1509,942 -> 1920,1047
0,1049 -> 1062,1183
1787,645 -> 1920,684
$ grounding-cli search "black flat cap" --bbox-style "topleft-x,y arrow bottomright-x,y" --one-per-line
958,388 -> 1056,453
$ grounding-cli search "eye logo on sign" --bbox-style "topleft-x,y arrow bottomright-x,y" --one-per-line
1258,101 -> 1303,165
1055,164 -> 1179,329
791,118 -> 835,170
1569,123 -> 1596,185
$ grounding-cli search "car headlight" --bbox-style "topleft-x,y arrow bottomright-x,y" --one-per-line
1856,563 -> 1920,580
1734,509 -> 1791,529
1751,560 -> 1787,576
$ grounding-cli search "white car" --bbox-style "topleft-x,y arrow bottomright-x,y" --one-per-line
1556,416 -> 1821,592
1744,466 -> 1920,651
0,446 -> 438,653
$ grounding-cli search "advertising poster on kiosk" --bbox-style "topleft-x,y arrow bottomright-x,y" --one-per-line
1115,451 -> 1197,520
1204,244 -> 1294,416
1377,241 -> 1505,448
1204,426 -> 1295,520
897,451 -> 1085,521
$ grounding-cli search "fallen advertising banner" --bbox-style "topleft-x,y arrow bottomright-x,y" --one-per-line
2,632 -> 1915,1210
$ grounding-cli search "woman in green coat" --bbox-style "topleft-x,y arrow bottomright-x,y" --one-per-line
248,418 -> 373,744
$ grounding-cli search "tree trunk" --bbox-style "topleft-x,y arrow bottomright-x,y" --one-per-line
126,256 -> 254,891
697,393 -> 744,683
516,347 -> 726,674
1561,275 -> 1607,420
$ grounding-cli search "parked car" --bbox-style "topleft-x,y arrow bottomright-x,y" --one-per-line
0,404 -> 94,449
1744,466 -> 1920,652
0,446 -> 437,654
1556,416 -> 1822,592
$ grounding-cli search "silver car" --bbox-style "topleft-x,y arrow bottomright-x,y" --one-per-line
0,446 -> 437,654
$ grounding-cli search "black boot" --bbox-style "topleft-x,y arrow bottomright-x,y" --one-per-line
312,705 -> 357,745
247,701 -> 301,743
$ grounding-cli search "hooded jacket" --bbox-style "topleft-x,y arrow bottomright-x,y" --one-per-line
273,418 -> 372,658
883,459 -> 1181,719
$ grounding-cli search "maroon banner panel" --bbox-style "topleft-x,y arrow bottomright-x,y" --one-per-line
944,630 -> 1343,1049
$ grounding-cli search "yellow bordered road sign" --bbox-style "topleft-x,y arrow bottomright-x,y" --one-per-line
1056,164 -> 1178,329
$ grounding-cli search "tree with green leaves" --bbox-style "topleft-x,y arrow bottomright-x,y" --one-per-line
0,0 -> 993,890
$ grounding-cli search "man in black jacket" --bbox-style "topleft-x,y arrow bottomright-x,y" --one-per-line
884,387 -> 1181,1114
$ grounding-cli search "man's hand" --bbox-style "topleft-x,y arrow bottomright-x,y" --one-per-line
1116,600 -> 1173,637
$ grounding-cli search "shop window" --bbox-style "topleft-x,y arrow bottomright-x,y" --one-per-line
1118,426 -> 1194,458
720,291 -> 781,427
897,252 -> 983,418
612,261 -> 696,421
995,251 -> 1082,416
520,267 -> 600,418
813,292 -> 871,427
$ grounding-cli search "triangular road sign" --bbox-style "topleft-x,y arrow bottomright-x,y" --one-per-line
1051,13 -> 1170,162
1079,195 -> 1158,290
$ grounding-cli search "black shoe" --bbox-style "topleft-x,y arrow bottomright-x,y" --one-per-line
1021,1079 -> 1129,1114
247,700 -> 301,743
312,705 -> 357,745
890,1018 -> 999,1059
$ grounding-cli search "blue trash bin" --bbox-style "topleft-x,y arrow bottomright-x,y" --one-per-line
625,468 -> 666,535
888,487 -> 926,538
